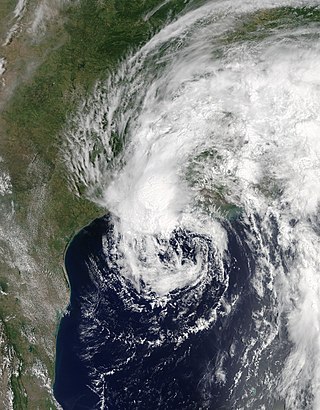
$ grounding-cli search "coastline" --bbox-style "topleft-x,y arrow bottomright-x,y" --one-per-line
60,211 -> 107,291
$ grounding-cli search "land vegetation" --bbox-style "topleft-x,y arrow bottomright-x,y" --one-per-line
0,1 -> 194,408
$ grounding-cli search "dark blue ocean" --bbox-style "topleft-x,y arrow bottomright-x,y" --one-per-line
53,214 -> 285,409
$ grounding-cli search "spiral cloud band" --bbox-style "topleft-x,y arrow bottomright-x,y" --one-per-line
62,1 -> 320,408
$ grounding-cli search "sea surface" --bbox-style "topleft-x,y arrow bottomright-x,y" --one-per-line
54,214 -> 286,409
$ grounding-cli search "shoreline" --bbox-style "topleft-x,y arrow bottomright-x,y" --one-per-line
60,210 -> 107,291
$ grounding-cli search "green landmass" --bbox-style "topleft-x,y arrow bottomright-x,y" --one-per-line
224,6 -> 320,43
0,1 -> 195,408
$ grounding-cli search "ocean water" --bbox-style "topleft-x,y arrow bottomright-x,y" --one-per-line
55,1 -> 320,408
55,215 -> 278,409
